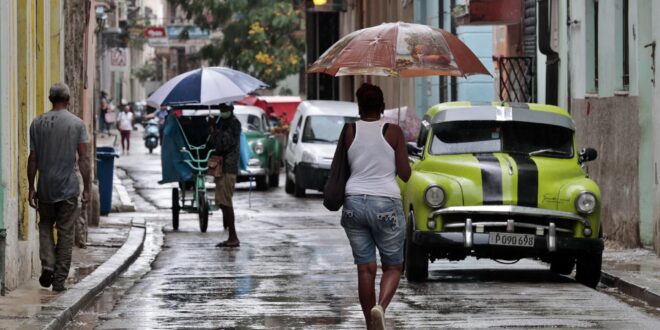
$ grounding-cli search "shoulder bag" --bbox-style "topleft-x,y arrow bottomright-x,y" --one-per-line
207,155 -> 224,178
323,123 -> 354,211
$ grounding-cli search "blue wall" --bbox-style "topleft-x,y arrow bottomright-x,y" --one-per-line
456,25 -> 495,102
413,0 -> 494,117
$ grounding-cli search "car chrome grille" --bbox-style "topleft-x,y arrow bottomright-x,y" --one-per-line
441,213 -> 575,236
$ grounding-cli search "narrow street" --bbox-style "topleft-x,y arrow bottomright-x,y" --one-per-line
76,131 -> 660,329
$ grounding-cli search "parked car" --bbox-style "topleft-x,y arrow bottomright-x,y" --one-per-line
234,105 -> 282,190
402,102 -> 603,288
284,100 -> 358,197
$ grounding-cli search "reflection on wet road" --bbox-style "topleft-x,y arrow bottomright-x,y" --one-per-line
92,134 -> 660,329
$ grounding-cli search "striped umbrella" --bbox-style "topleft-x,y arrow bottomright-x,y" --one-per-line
147,67 -> 268,108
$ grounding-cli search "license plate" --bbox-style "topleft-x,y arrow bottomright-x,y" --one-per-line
488,232 -> 535,247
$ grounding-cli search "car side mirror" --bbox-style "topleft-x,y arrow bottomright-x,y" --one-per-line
407,142 -> 422,157
579,148 -> 598,163
292,132 -> 299,144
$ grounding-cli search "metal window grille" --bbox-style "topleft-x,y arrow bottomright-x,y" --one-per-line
498,57 -> 535,103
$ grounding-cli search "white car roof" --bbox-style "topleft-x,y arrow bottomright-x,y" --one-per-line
233,105 -> 266,117
298,100 -> 358,117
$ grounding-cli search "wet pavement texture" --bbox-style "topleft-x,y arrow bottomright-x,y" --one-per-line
0,217 -> 130,329
88,130 -> 660,328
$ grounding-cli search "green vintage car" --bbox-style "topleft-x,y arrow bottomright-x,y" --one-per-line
234,105 -> 282,190
402,102 -> 603,287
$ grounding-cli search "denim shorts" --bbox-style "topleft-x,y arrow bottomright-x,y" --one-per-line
341,195 -> 405,265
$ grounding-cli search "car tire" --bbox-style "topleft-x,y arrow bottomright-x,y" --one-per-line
405,210 -> 428,282
293,169 -> 306,197
550,255 -> 575,275
256,175 -> 268,191
285,169 -> 294,194
575,251 -> 602,288
269,171 -> 280,188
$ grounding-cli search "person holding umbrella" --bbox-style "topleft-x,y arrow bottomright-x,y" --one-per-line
338,83 -> 410,329
209,103 -> 242,247
310,22 -> 490,329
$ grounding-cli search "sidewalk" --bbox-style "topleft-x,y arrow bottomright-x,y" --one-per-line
0,132 -> 142,329
601,247 -> 660,308
97,130 -> 135,213
0,217 -> 144,329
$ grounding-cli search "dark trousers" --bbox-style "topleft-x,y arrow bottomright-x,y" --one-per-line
120,129 -> 131,150
38,197 -> 78,287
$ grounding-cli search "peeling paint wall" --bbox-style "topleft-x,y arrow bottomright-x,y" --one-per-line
572,97 -> 641,247
0,0 -> 94,290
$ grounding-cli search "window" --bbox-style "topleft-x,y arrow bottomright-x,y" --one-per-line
594,0 -> 599,91
302,116 -> 355,143
430,121 -> 574,158
586,0 -> 599,93
622,0 -> 629,89
235,114 -> 261,131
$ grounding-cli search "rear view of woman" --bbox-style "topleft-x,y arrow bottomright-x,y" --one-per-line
339,83 -> 411,329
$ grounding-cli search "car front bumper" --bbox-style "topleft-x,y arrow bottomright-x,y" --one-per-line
413,231 -> 604,258
296,162 -> 330,191
238,167 -> 267,181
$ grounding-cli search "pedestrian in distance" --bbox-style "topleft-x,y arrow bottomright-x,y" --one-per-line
209,103 -> 242,247
117,103 -> 134,154
145,105 -> 169,145
99,97 -> 110,135
338,83 -> 411,329
27,82 -> 91,292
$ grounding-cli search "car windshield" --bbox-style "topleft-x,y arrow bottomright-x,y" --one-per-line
302,115 -> 356,143
429,121 -> 574,157
235,114 -> 261,131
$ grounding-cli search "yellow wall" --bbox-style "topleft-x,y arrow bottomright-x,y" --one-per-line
49,0 -> 61,85
17,0 -> 34,240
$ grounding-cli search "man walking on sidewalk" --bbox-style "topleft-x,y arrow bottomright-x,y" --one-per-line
27,82 -> 91,291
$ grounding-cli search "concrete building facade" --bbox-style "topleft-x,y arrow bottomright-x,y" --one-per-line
305,0 -> 494,118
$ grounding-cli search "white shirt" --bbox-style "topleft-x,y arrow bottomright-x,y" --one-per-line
345,119 -> 401,199
117,111 -> 134,131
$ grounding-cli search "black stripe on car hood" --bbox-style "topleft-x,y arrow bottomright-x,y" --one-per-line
475,153 -> 503,205
510,155 -> 539,207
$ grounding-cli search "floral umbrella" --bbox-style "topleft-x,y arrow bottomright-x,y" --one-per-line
307,22 -> 490,77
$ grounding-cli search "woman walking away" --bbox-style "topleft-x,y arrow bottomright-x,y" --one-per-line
117,104 -> 134,154
339,83 -> 411,329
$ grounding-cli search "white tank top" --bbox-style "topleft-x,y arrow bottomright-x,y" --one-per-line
345,119 -> 401,199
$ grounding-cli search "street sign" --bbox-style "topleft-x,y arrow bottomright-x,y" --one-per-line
144,26 -> 169,48
109,48 -> 129,72
166,25 -> 210,40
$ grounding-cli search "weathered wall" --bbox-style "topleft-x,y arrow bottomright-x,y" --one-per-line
572,97 -> 641,247
63,0 -> 98,232
337,0 -> 415,109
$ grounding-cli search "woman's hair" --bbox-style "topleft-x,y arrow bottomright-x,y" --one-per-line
356,83 -> 384,114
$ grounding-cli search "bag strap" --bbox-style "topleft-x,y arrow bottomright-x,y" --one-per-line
344,122 -> 356,149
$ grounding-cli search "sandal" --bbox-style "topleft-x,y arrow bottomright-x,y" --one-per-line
215,240 -> 240,248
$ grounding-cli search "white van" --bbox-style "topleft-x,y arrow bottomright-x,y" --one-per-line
284,100 -> 358,197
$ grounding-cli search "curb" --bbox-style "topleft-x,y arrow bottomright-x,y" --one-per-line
21,218 -> 146,330
600,271 -> 660,308
114,173 -> 135,212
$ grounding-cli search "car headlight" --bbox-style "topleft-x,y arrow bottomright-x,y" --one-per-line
302,150 -> 317,163
424,185 -> 446,208
253,142 -> 265,155
575,192 -> 597,214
